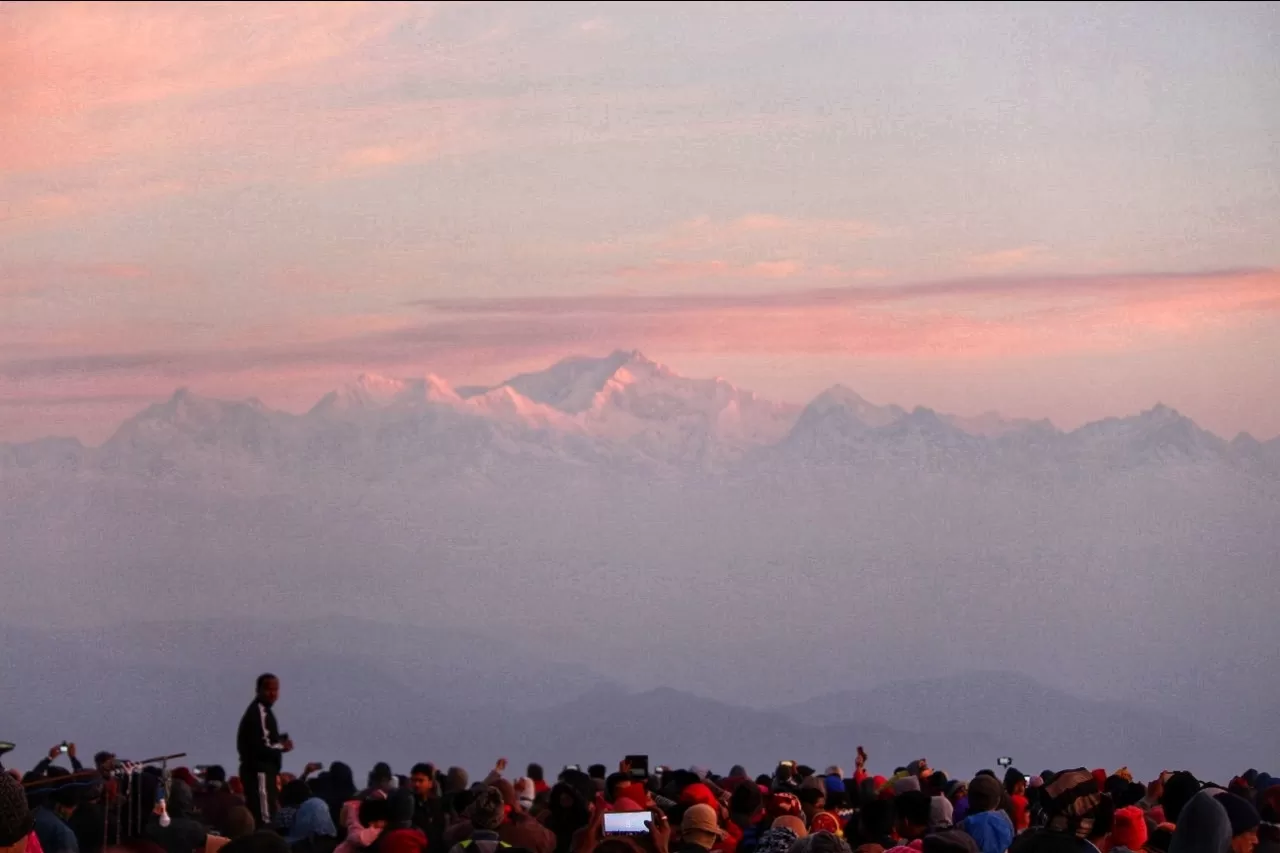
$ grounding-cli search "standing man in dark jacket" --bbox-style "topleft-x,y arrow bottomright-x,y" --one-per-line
236,673 -> 293,828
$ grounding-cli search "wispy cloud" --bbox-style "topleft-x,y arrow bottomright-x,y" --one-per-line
967,245 -> 1053,272
0,392 -> 160,409
589,215 -> 886,257
611,259 -> 884,284
3,268 -> 1274,385
416,268 -> 1278,315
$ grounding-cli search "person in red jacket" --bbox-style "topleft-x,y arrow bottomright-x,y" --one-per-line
376,791 -> 427,853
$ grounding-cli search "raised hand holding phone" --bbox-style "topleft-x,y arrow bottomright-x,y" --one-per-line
645,809 -> 671,853
575,794 -> 608,853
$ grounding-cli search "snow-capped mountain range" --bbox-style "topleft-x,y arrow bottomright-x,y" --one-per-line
2,351 -> 1277,769
3,349 -> 1277,480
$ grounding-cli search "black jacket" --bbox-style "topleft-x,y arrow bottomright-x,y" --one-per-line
236,698 -> 285,772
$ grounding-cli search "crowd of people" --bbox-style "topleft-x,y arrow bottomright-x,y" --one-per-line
1,675 -> 1274,853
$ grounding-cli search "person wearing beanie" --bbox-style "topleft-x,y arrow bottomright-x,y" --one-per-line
931,796 -> 955,831
445,786 -> 545,853
1007,769 -> 1103,853
958,789 -> 1014,853
1003,772 -> 1030,835
1213,793 -> 1260,853
755,824 -> 802,853
0,773 -> 34,853
1111,806 -> 1149,853
811,813 -> 844,837
967,779 -> 1005,817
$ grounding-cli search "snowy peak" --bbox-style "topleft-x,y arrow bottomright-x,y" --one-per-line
784,390 -> 968,457
9,354 -> 1267,480
502,349 -> 669,414
311,373 -> 459,414
1070,403 -> 1227,459
116,388 -> 269,434
803,385 -> 905,427
463,385 -> 578,431
943,411 -> 1055,438
100,387 -> 285,469
472,350 -> 802,463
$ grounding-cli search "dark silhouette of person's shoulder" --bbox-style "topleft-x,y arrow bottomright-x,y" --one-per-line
1009,830 -> 1091,853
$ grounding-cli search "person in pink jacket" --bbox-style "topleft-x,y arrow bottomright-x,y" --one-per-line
335,791 -> 388,853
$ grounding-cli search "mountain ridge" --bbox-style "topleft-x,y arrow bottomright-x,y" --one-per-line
3,618 -> 1247,779
2,354 -> 1276,774
3,353 -> 1273,469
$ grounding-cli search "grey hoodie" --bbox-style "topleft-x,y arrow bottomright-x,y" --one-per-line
1170,792 -> 1232,853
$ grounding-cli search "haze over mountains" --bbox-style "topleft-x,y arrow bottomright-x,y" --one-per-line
2,352 -> 1277,777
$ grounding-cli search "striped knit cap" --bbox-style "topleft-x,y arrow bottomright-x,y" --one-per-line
1043,769 -> 1103,838
0,772 -> 34,847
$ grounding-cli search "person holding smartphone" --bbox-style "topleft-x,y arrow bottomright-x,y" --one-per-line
27,743 -> 83,779
236,673 -> 293,828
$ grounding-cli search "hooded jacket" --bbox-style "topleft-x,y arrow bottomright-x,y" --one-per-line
334,796 -> 385,853
288,799 -> 339,845
959,811 -> 1014,853
1169,792 -> 1232,853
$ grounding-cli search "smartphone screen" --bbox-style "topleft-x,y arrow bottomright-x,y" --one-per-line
625,755 -> 649,780
604,811 -> 652,836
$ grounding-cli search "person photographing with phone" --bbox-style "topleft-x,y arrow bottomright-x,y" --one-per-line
25,743 -> 83,780
236,673 -> 293,828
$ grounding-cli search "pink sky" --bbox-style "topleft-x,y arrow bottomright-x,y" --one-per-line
2,2 -> 1278,442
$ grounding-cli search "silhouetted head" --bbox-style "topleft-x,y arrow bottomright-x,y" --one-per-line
255,673 -> 279,706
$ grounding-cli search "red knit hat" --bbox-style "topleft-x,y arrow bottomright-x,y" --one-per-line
1111,806 -> 1148,851
767,793 -> 803,819
682,783 -> 720,810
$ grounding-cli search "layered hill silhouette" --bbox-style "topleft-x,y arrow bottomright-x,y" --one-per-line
0,618 -> 1260,780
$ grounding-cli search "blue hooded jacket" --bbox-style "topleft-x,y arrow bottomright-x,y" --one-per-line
960,810 -> 1015,853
